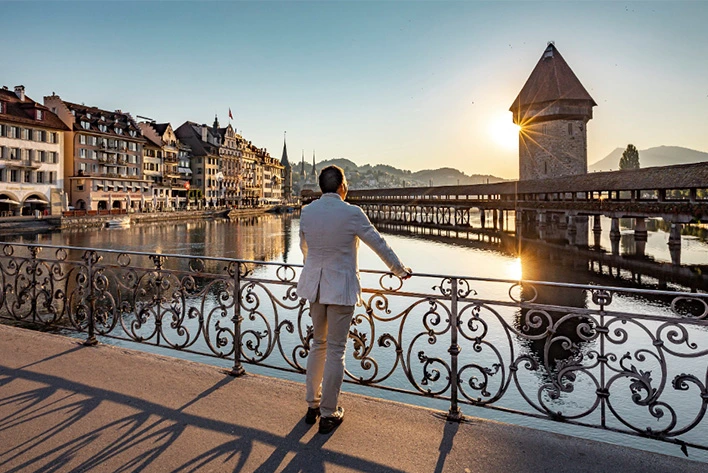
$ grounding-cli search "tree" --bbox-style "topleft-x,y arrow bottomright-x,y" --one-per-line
619,144 -> 640,170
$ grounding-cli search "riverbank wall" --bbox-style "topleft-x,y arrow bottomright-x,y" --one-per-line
0,208 -> 270,234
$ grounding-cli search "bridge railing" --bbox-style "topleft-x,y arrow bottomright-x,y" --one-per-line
1,241 -> 708,452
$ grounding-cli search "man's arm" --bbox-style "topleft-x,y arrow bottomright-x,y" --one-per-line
354,207 -> 409,278
299,228 -> 308,261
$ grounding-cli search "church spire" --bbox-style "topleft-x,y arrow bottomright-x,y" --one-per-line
312,150 -> 317,178
300,149 -> 305,178
280,131 -> 290,168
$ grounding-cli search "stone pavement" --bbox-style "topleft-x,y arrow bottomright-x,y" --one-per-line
0,324 -> 705,473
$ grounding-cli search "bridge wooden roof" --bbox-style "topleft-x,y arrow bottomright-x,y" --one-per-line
347,162 -> 708,198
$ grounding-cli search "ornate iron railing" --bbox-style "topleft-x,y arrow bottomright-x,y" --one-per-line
1,242 -> 708,452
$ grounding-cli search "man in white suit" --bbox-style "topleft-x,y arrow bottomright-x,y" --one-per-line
297,165 -> 411,434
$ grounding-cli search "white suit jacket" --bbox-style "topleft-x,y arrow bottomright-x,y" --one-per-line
297,193 -> 407,306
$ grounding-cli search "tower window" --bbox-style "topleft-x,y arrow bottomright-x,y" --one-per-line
544,162 -> 548,174
568,123 -> 573,136
542,124 -> 548,135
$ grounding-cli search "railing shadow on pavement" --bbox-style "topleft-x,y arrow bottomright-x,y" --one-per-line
1,241 -> 707,455
0,363 -> 411,473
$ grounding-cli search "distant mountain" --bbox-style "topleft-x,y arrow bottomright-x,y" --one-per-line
411,167 -> 502,186
590,146 -> 708,172
298,158 -> 506,190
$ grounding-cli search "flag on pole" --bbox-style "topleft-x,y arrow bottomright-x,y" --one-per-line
229,108 -> 233,120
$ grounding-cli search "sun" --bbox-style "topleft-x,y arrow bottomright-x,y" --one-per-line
488,113 -> 520,151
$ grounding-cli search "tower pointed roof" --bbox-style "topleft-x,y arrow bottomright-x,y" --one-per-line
510,43 -> 596,113
312,150 -> 317,177
300,149 -> 306,178
280,131 -> 290,168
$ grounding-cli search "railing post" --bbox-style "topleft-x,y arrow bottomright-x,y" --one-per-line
84,250 -> 98,346
447,278 -> 462,421
230,261 -> 246,376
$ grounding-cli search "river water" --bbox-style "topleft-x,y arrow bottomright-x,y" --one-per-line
4,213 -> 708,461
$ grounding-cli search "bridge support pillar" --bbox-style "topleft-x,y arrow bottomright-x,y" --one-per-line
567,215 -> 577,246
537,212 -> 547,240
593,215 -> 602,248
669,223 -> 682,265
610,217 -> 621,255
480,210 -> 486,229
634,217 -> 648,257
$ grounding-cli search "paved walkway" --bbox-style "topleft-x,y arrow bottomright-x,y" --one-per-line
0,324 -> 705,473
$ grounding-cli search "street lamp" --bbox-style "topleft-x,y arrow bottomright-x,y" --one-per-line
216,172 -> 224,207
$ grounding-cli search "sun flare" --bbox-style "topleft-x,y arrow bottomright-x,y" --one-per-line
488,113 -> 520,151
506,258 -> 522,280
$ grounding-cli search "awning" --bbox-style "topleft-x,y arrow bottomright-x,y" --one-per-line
24,198 -> 50,204
0,199 -> 20,205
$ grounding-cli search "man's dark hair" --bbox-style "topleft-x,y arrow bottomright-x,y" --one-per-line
319,165 -> 345,194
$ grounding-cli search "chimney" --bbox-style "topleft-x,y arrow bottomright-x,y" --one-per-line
201,125 -> 208,142
14,85 -> 25,101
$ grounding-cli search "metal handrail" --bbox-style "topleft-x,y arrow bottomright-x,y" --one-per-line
1,241 -> 707,453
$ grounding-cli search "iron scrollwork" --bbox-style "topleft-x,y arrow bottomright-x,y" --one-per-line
1,242 -> 708,452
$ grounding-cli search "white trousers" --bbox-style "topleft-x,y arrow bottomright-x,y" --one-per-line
305,300 -> 355,418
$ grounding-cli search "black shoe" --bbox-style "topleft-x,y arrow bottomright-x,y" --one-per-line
305,407 -> 320,425
318,407 -> 344,434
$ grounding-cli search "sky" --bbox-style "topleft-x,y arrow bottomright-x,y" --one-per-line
2,1 -> 707,179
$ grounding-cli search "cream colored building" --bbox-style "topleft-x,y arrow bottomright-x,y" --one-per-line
44,94 -> 150,211
0,86 -> 68,216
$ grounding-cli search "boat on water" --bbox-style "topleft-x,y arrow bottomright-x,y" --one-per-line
265,205 -> 295,214
106,217 -> 130,228
205,209 -> 231,219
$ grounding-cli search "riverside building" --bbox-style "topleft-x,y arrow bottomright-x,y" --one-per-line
139,122 -> 191,210
175,121 -> 222,207
216,120 -> 242,207
44,94 -> 149,211
0,86 -> 68,216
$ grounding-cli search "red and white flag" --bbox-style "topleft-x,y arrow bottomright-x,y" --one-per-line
228,108 -> 233,120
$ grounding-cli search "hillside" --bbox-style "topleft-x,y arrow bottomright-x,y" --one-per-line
294,158 -> 506,190
590,146 -> 708,172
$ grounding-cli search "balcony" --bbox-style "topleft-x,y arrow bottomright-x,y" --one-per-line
0,158 -> 41,170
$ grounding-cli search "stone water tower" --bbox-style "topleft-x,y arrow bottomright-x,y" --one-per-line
510,43 -> 596,181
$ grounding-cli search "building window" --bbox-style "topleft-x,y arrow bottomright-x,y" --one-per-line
544,161 -> 548,174
22,128 -> 31,140
36,110 -> 44,120
24,171 -> 32,183
91,136 -> 97,146
9,148 -> 18,160
10,170 -> 19,182
542,124 -> 548,135
0,101 -> 5,114
80,134 -> 86,145
80,149 -> 86,158
36,172 -> 44,183
81,121 -> 90,130
79,162 -> 87,172
50,152 -> 58,164
568,123 -> 573,136
49,132 -> 57,143
49,171 -> 56,184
